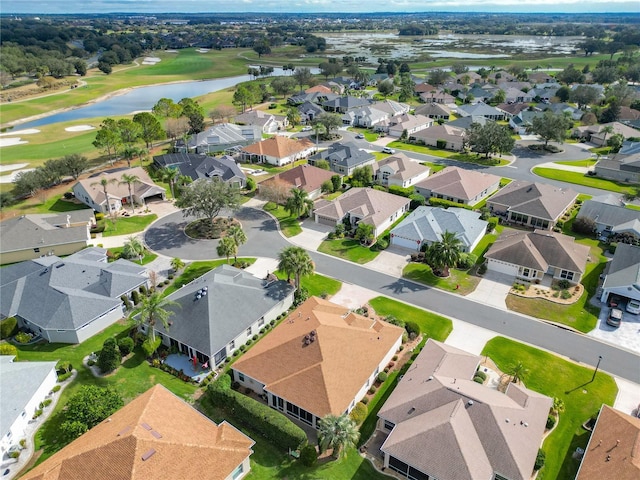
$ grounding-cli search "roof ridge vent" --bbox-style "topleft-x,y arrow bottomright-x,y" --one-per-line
141,449 -> 156,461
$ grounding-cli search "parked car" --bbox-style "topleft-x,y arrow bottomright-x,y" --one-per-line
626,299 -> 640,315
355,133 -> 365,139
606,308 -> 623,327
301,126 -> 312,131
382,147 -> 395,154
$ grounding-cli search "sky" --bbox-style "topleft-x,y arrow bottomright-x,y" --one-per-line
2,0 -> 639,14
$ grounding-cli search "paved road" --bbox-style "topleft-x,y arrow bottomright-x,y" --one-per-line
146,208 -> 640,384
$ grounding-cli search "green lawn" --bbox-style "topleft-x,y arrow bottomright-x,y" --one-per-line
471,225 -> 504,263
163,258 -> 257,296
387,141 -> 510,166
402,263 -> 480,295
368,297 -> 453,343
263,202 -> 302,237
274,271 -> 342,298
318,238 -> 380,264
555,159 -> 597,168
106,247 -> 157,265
101,214 -> 158,237
482,337 -> 617,480
22,198 -> 91,215
532,167 -> 637,195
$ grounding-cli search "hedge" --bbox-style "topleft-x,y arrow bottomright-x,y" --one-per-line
0,317 -> 18,340
0,344 -> 18,357
388,185 -> 414,198
207,375 -> 307,451
349,402 -> 368,425
118,337 -> 134,356
428,197 -> 473,210
405,321 -> 421,336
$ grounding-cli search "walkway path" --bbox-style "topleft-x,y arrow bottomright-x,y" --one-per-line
535,161 -> 592,174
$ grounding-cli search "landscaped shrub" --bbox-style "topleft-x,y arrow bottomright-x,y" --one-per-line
252,334 -> 259,341
377,372 -> 388,383
120,295 -> 133,310
14,331 -> 33,344
117,337 -> 134,356
42,398 -> 52,407
405,321 -> 420,337
0,317 -> 18,340
0,344 -> 18,357
392,355 -> 398,361
609,242 -> 617,254
207,375 -> 307,450
546,415 -> 556,429
368,386 -> 377,395
57,372 -> 72,382
239,344 -> 246,352
534,449 -> 546,471
486,217 -> 499,233
98,338 -> 120,373
141,336 -> 161,357
474,370 -> 487,381
139,285 -> 148,296
389,185 -> 413,198
293,286 -> 309,306
457,253 -> 478,270
349,402 -> 368,425
409,193 -> 426,209
372,236 -> 389,251
95,212 -> 105,221
561,290 -> 572,300
131,290 -> 140,305
572,217 -> 596,235
557,279 -> 571,290
473,375 -> 484,384
361,396 -> 369,405
245,339 -> 253,346
478,263 -> 488,275
428,197 -> 473,210
299,444 -> 318,467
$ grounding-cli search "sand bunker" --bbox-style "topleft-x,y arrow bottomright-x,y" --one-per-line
196,48 -> 210,53
0,168 -> 35,183
142,57 -> 161,65
0,163 -> 28,173
65,125 -> 95,132
0,128 -> 40,137
165,49 -> 178,53
0,138 -> 28,147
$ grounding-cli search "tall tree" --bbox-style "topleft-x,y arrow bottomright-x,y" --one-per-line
179,98 -> 206,134
60,386 -> 123,442
60,154 -> 89,180
130,291 -> 179,343
528,111 -> 573,146
317,414 -> 360,459
122,236 -> 145,263
175,179 -> 242,223
293,67 -> 313,91
600,125 -> 614,146
426,230 -> 463,277
284,188 -> 313,219
233,84 -> 260,113
217,236 -> 237,265
467,122 -> 515,158
313,112 -> 342,139
507,361 -> 529,384
133,112 -> 165,148
170,257 -> 186,273
226,224 -> 247,264
119,173 -> 140,214
159,167 -> 179,199
117,118 -> 142,146
90,176 -> 118,215
277,246 -> 314,290
152,97 -> 182,118
93,118 -> 122,164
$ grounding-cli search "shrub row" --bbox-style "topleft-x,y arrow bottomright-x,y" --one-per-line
0,317 -> 18,340
207,375 -> 306,451
428,197 -> 473,210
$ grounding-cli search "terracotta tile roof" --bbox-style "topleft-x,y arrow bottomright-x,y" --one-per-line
242,135 -> 315,159
378,340 -> 552,480
260,165 -> 335,194
21,385 -> 254,480
232,297 -> 403,418
306,85 -> 333,94
576,405 -> 640,480
414,166 -> 501,202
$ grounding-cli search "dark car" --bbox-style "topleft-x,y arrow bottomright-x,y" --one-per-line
606,308 -> 623,327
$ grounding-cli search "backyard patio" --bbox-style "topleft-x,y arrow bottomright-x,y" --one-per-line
163,353 -> 212,383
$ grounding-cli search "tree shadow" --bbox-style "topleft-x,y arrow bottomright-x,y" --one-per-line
557,429 -> 591,480
381,279 -> 427,295
121,349 -> 146,369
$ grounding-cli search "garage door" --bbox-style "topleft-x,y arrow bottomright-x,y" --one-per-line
487,258 -> 519,276
315,215 -> 337,227
390,233 -> 421,251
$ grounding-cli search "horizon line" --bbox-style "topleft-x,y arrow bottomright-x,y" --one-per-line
2,10 -> 640,15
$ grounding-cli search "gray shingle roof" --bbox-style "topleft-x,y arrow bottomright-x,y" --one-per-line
157,265 -> 294,358
602,244 -> 640,291
488,181 -> 578,222
153,153 -> 245,183
0,249 -> 147,331
577,199 -> 640,233
414,166 -> 501,203
310,142 -> 375,170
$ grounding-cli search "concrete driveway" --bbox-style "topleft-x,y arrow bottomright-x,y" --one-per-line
466,271 -> 514,310
365,246 -> 412,277
588,307 -> 640,355
289,220 -> 332,251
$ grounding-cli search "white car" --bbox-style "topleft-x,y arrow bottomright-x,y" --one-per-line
627,299 -> 640,315
382,147 -> 395,154
301,126 -> 312,131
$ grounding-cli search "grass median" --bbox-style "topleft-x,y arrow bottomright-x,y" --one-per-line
532,167 -> 637,195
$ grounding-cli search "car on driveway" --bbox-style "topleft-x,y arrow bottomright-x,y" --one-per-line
355,133 -> 365,139
382,147 -> 395,154
627,299 -> 640,314
606,308 -> 623,327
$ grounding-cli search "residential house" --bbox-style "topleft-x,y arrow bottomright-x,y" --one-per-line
454,71 -> 482,84
313,187 -> 411,238
372,153 -> 430,188
409,124 -> 466,151
305,84 -> 336,94
258,164 -> 336,201
232,297 -> 404,429
414,166 -> 501,206
497,102 -> 530,119
390,206 -> 488,252
0,248 -> 148,344
234,109 -> 288,134
528,72 -> 555,84
240,136 -> 316,167
501,87 -> 534,104
419,91 -> 455,104
572,122 -> 640,146
288,91 -> 339,106
377,339 -> 552,480
509,110 -> 546,135
20,384 -> 255,480
447,115 -> 493,130
576,194 -> 640,238
181,123 -> 262,154
456,102 -> 506,121
485,229 -> 590,283
153,264 -> 294,367
593,141 -> 640,183
153,153 -> 246,188
0,356 -> 57,457
385,113 -> 433,138
414,83 -> 437,95
536,102 -> 584,121
308,142 -> 375,176
414,103 -> 452,121
344,105 -> 389,128
487,180 -> 578,230
371,99 -> 411,118
73,167 -> 165,214
529,86 -> 559,102
576,405 -> 640,480
458,84 -> 499,104
619,106 -> 640,127
599,243 -> 640,305
297,101 -> 325,124
0,209 -> 94,264
322,96 -> 371,114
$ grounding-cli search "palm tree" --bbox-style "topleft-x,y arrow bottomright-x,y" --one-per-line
170,257 -> 185,273
130,291 -> 179,343
552,397 -> 565,415
508,361 -> 529,385
217,236 -> 237,265
226,224 -> 247,264
160,167 -> 179,199
426,230 -> 463,277
600,125 -> 614,147
317,414 -> 360,459
284,188 -> 314,219
119,173 -> 140,214
122,236 -> 145,263
90,176 -> 118,216
277,246 -> 314,290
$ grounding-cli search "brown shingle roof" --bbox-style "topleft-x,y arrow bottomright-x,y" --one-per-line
232,297 -> 403,418
378,340 -> 552,480
21,385 -> 254,480
242,135 -> 314,159
260,164 -> 335,194
414,166 -> 501,202
576,405 -> 640,480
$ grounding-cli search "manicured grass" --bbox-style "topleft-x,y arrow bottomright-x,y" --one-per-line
481,337 -> 617,480
101,214 -> 157,237
387,141 -> 510,166
402,263 -> 480,295
555,159 -> 597,168
471,225 -> 504,263
106,247 -> 158,265
274,270 -> 342,298
532,167 -> 637,195
163,258 -> 257,296
368,297 -> 453,343
263,202 -> 302,237
318,238 -> 380,264
22,198 -> 91,215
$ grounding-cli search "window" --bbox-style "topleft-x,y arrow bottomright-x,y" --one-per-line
384,420 -> 395,431
34,248 -> 40,253
560,270 -> 574,281
246,327 -> 252,336
522,268 -> 530,277
229,340 -> 235,350
232,464 -> 244,480
258,318 -> 265,327
237,372 -> 245,382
